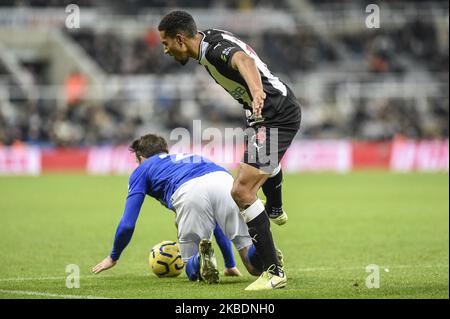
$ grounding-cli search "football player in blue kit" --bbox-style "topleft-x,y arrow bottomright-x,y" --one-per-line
92,134 -> 282,287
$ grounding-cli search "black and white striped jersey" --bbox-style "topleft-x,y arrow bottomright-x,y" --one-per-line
197,29 -> 289,124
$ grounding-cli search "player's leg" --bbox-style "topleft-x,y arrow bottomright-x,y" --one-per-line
205,171 -> 258,276
172,179 -> 219,283
237,244 -> 262,276
207,171 -> 277,281
184,244 -> 201,281
237,244 -> 284,276
172,214 -> 202,281
232,123 -> 294,290
183,237 -> 220,284
175,224 -> 207,282
261,90 -> 301,228
231,163 -> 282,275
198,237 -> 220,284
262,165 -> 288,225
213,224 -> 242,276
239,92 -> 300,290
184,238 -> 223,284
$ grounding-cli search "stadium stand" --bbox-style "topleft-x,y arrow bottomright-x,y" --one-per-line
0,0 -> 448,147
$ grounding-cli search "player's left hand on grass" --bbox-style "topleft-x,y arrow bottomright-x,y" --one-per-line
92,256 -> 117,274
224,267 -> 243,277
252,89 -> 266,119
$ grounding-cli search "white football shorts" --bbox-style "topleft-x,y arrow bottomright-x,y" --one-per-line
171,171 -> 252,261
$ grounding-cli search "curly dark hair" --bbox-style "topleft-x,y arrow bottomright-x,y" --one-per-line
129,134 -> 169,160
158,10 -> 197,38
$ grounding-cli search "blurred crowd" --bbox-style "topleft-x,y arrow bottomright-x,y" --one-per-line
0,0 -> 286,10
0,64 -> 140,147
66,18 -> 448,79
0,97 -> 142,148
0,0 -> 94,7
67,28 -> 183,75
0,6 -> 448,147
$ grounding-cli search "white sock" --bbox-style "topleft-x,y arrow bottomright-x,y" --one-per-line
240,199 -> 265,223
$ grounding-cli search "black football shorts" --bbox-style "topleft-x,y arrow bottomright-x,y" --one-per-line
242,88 -> 302,174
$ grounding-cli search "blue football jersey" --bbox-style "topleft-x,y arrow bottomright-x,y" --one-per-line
127,153 -> 229,210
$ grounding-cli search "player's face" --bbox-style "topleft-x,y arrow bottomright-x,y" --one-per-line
159,31 -> 190,66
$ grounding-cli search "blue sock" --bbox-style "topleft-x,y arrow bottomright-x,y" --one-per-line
214,224 -> 236,268
247,244 -> 264,273
185,252 -> 200,281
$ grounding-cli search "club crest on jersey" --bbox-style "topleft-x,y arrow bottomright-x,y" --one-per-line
256,126 -> 267,143
250,126 -> 267,152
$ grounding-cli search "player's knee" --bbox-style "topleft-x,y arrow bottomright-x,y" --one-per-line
231,182 -> 255,209
230,183 -> 243,205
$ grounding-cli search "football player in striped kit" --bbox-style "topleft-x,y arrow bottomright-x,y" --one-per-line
158,11 -> 301,290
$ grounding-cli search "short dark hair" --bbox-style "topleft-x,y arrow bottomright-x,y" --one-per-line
129,134 -> 169,159
158,10 -> 197,38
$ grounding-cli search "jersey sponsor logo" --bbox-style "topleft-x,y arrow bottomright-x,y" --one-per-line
201,46 -> 253,106
221,47 -> 234,62
229,86 -> 247,100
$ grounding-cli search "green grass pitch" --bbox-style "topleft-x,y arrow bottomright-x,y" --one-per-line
0,172 -> 448,299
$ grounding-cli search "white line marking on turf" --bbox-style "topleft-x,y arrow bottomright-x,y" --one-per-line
0,276 -> 67,282
0,274 -> 118,282
0,264 -> 447,282
0,289 -> 112,299
295,264 -> 449,272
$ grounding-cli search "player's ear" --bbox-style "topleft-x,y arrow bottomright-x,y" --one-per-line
175,33 -> 185,47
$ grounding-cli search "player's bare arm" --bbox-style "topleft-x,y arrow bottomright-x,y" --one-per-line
92,256 -> 117,274
231,51 -> 266,118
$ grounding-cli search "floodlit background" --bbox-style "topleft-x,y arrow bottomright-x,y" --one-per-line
0,0 -> 448,299
0,0 -> 448,173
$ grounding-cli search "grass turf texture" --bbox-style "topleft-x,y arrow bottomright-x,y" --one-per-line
0,172 -> 448,299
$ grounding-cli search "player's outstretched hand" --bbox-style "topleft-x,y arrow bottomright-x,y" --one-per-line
224,267 -> 243,277
92,256 -> 117,274
252,89 -> 266,118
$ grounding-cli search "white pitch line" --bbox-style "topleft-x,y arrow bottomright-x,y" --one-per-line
0,274 -> 117,282
295,264 -> 449,272
0,273 -> 144,282
0,276 -> 69,282
0,289 -> 112,299
0,264 -> 447,282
